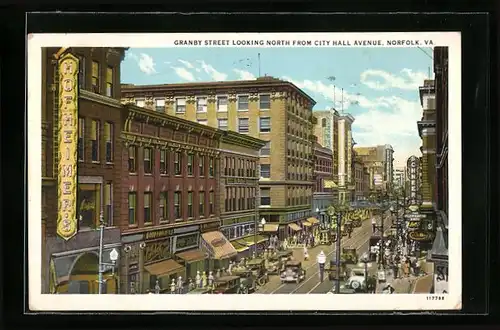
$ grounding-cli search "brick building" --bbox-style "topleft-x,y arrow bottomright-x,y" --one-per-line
42,47 -> 127,294
118,104 -> 237,293
121,76 -> 317,241
312,139 -> 336,214
353,155 -> 365,201
218,131 -> 267,259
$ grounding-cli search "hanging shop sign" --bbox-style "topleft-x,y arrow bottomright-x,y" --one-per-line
407,221 -> 421,229
408,230 -> 434,242
144,228 -> 174,241
56,53 -> 79,241
174,233 -> 199,252
404,213 -> 427,219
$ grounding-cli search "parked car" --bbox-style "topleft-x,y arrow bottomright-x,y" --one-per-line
280,260 -> 306,284
212,275 -> 243,294
344,268 -> 367,292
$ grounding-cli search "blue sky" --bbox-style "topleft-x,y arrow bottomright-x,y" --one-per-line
121,47 -> 434,168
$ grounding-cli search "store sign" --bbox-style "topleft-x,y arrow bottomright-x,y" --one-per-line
408,230 -> 434,242
407,221 -> 420,229
144,228 -> 174,241
56,53 -> 79,241
200,220 -> 220,233
211,237 -> 227,247
405,213 -> 426,219
144,239 -> 171,264
175,233 -> 199,252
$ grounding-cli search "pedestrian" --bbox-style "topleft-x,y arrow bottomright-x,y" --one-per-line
414,258 -> 421,277
170,279 -> 176,294
177,276 -> 184,294
317,251 -> 326,282
372,217 -> 376,233
196,271 -> 202,288
303,246 -> 309,261
154,280 -> 161,294
283,238 -> 288,250
392,262 -> 399,279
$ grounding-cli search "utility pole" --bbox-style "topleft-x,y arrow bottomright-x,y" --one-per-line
98,212 -> 105,294
335,212 -> 341,294
258,53 -> 261,77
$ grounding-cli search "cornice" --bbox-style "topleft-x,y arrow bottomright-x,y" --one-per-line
80,89 -> 123,109
221,131 -> 267,150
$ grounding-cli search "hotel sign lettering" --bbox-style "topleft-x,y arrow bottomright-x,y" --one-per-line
56,54 -> 79,240
144,228 -> 174,241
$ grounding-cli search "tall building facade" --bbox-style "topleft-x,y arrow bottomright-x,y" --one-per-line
337,114 -> 355,203
121,77 -> 316,240
312,139 -> 336,213
384,144 -> 395,192
313,109 -> 340,185
42,47 -> 127,294
353,155 -> 365,201
354,144 -> 394,196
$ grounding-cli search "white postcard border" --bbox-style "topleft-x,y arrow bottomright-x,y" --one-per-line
27,32 -> 462,311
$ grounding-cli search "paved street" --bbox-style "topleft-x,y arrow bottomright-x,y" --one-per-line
255,212 -> 392,294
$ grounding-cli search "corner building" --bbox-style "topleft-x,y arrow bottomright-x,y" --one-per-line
41,47 -> 127,294
119,104 -> 234,293
121,77 -> 317,241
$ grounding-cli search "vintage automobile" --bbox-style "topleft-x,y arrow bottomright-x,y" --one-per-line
280,260 -> 306,284
341,248 -> 358,264
232,258 -> 269,290
266,251 -> 293,274
212,275 -> 243,294
326,258 -> 349,281
327,284 -> 356,294
344,268 -> 368,292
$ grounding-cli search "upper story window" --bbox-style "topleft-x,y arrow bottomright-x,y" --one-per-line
160,149 -> 168,175
128,146 -> 137,173
237,95 -> 249,111
176,98 -> 186,113
259,94 -> 271,109
91,61 -> 100,94
259,117 -> 271,133
218,119 -> 228,130
143,147 -> 153,174
209,157 -> 215,177
106,67 -> 113,97
260,141 -> 271,156
77,55 -> 86,89
217,96 -> 228,112
136,98 -> 145,108
238,118 -> 249,133
174,152 -> 182,175
260,164 -> 271,178
197,97 -> 208,113
199,156 -> 205,176
155,98 -> 165,112
104,122 -> 113,163
90,119 -> 100,162
187,153 -> 194,176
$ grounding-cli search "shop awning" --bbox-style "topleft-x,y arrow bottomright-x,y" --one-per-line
230,240 -> 250,252
144,259 -> 184,278
301,220 -> 312,227
412,274 -> 434,294
176,250 -> 207,263
288,223 -> 302,231
201,231 -> 238,259
238,235 -> 268,246
262,223 -> 279,232
307,217 -> 320,225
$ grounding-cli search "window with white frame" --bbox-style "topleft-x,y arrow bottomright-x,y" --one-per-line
237,95 -> 249,111
260,188 -> 271,206
218,119 -> 228,130
136,98 -> 145,108
196,97 -> 208,113
259,117 -> 271,133
259,94 -> 271,109
260,164 -> 271,178
238,118 -> 249,133
217,96 -> 228,112
175,98 -> 186,113
155,98 -> 165,112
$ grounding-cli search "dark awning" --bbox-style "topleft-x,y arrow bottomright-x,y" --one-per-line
176,250 -> 207,263
144,259 -> 184,278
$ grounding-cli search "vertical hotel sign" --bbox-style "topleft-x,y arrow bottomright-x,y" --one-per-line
57,53 -> 79,240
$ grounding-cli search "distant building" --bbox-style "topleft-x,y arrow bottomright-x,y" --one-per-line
312,139 -> 336,214
354,144 -> 394,195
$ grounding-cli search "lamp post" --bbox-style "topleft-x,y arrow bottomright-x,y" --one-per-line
259,217 -> 266,251
327,205 -> 343,294
97,212 -> 119,294
360,252 -> 370,293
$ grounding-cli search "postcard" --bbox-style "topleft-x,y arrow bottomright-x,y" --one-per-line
27,32 -> 461,311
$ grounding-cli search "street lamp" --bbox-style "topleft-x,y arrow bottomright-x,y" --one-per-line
327,205 -> 342,294
97,212 -> 119,294
360,252 -> 370,293
259,218 -> 266,252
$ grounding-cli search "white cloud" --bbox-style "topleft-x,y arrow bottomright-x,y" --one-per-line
283,76 -> 422,167
137,53 -> 157,75
360,68 -> 430,90
196,60 -> 228,81
170,66 -> 196,81
233,68 -> 256,80
178,59 -> 194,69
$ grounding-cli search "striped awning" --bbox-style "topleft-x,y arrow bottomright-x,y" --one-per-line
201,231 -> 238,260
262,223 -> 279,232
307,217 -> 320,225
288,223 -> 302,231
301,220 -> 312,227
